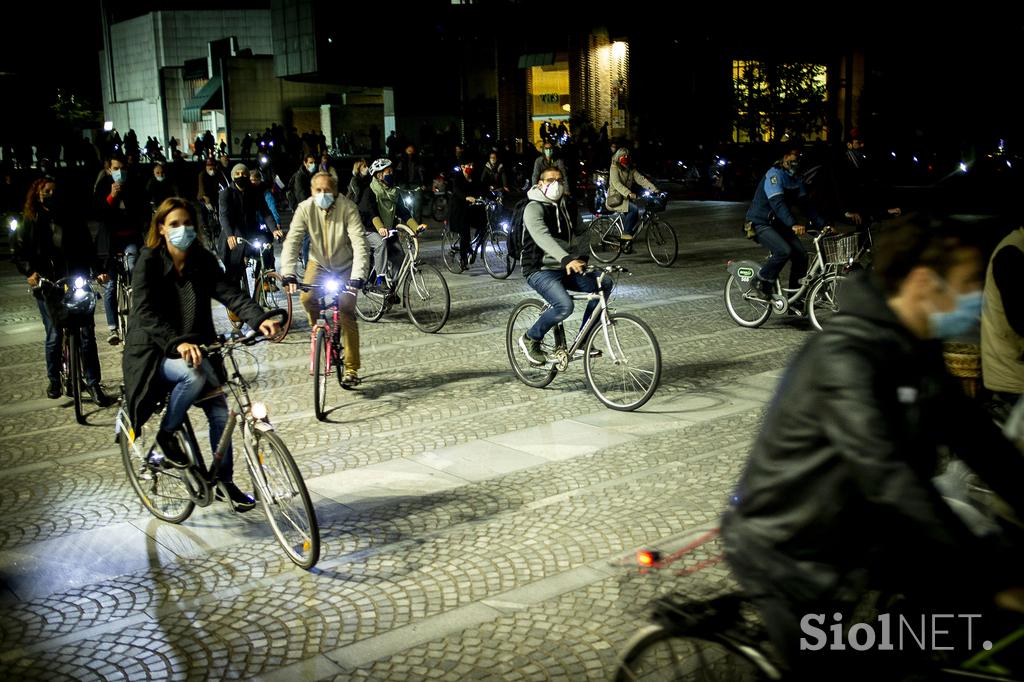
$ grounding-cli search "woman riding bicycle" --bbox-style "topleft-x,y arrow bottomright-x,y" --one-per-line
606,147 -> 659,242
122,197 -> 281,512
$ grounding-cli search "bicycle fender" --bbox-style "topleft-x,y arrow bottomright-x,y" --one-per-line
727,260 -> 761,291
253,421 -> 275,434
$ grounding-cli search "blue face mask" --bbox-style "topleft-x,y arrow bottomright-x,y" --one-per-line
929,290 -> 983,339
314,192 -> 335,209
167,225 -> 196,250
382,173 -> 395,187
111,169 -> 125,183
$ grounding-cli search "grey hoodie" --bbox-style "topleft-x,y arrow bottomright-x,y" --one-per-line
521,185 -> 584,276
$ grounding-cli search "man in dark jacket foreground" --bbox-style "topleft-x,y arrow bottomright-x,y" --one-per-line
722,219 -> 1024,678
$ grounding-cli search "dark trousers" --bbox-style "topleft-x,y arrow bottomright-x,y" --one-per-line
755,223 -> 808,289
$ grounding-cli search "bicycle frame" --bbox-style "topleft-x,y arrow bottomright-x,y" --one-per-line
768,231 -> 839,306
309,294 -> 342,377
542,270 -> 616,369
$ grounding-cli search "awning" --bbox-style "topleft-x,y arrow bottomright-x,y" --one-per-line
182,76 -> 222,123
517,53 -> 555,68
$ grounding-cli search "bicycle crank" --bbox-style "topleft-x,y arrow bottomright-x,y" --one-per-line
550,348 -> 570,372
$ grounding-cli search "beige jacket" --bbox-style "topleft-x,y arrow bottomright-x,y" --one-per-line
282,195 -> 369,280
606,148 -> 657,214
981,227 -> 1024,393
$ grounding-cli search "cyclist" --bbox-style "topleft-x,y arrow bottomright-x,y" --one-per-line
449,159 -> 486,271
517,166 -> 610,366
722,220 -> 1024,677
218,163 -> 281,310
197,156 -> 226,238
13,177 -> 114,406
605,147 -> 659,243
745,141 -> 825,299
281,172 -> 369,388
357,158 -> 425,288
123,198 -> 281,512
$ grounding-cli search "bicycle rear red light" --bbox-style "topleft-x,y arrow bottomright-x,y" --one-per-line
637,549 -> 661,567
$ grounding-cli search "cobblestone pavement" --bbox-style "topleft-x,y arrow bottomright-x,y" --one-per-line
0,201 -> 816,680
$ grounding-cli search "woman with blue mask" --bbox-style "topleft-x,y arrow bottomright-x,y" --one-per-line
122,198 -> 282,512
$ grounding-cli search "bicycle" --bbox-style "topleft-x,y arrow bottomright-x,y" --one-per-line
724,226 -> 854,332
588,190 -> 678,267
114,316 -> 321,569
439,192 -> 514,278
297,280 -> 351,421
113,252 -> 133,343
505,265 -> 661,411
356,224 -> 451,333
36,276 -> 101,424
430,175 -> 451,222
235,236 -> 292,339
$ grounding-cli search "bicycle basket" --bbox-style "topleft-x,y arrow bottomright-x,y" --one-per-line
821,233 -> 859,265
42,282 -> 97,329
637,192 -> 667,213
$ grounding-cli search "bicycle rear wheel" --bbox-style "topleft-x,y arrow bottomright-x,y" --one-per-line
584,312 -> 661,411
616,626 -> 768,681
404,263 -> 450,333
312,327 -> 329,421
483,230 -> 513,279
119,420 -> 196,524
645,217 -> 678,267
505,299 -> 558,388
723,275 -> 771,328
249,429 -> 320,569
588,216 -> 622,263
808,273 -> 846,332
440,223 -> 460,274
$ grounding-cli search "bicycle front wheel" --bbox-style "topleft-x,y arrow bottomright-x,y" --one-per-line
312,326 -> 329,421
588,216 -> 622,263
355,282 -> 387,322
440,223 -> 459,274
116,282 -> 132,340
483,230 -> 513,279
645,217 -> 679,267
257,272 -> 292,340
119,422 -> 196,524
808,273 -> 847,331
404,263 -> 451,333
432,195 -> 448,222
250,430 -> 320,569
723,274 -> 771,328
67,331 -> 86,424
584,312 -> 661,411
616,625 -> 767,681
505,299 -> 558,388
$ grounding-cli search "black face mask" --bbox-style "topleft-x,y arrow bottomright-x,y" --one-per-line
234,176 -> 247,187
41,195 -> 55,210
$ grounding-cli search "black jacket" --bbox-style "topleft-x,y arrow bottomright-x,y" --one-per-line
122,246 -> 270,432
217,183 -> 274,267
93,174 -> 149,269
448,171 -> 483,231
722,272 -> 1024,601
12,207 -> 100,281
287,167 -> 314,207
394,155 -> 426,188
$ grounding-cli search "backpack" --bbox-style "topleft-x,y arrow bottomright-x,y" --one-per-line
506,197 -> 533,261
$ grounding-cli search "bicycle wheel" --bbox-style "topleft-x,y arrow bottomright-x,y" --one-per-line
808,273 -> 847,332
432,195 -> 448,222
355,283 -> 387,322
483,230 -> 513,279
258,272 -> 292,340
312,326 -> 329,421
645,217 -> 679,267
116,281 -> 132,340
505,299 -> 558,388
440,223 -> 460,274
584,312 -> 661,411
615,626 -> 767,681
589,216 -> 623,263
249,429 -> 320,569
723,275 -> 771,328
404,263 -> 450,333
67,330 -> 86,424
119,421 -> 196,524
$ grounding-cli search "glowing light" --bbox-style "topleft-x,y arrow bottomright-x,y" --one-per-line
251,402 -> 269,420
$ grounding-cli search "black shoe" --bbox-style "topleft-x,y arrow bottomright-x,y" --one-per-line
106,329 -> 121,346
46,380 -> 61,399
469,250 -> 477,265
518,334 -> 547,366
386,293 -> 401,305
155,429 -> 190,468
216,481 -> 256,512
85,383 -> 116,408
459,257 -> 469,271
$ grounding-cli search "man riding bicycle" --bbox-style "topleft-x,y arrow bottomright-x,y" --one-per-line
356,158 -> 426,289
745,142 -> 825,300
722,220 -> 1024,678
281,172 -> 369,388
518,166 -> 611,366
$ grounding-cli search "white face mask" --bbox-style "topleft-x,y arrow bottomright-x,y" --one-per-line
314,192 -> 335,210
206,168 -> 216,176
542,180 -> 563,201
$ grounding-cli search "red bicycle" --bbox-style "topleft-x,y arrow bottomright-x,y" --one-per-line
299,279 -> 353,421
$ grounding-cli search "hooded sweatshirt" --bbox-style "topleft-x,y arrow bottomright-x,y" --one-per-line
520,185 -> 586,277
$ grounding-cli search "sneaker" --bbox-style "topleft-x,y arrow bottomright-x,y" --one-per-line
46,380 -> 61,399
215,481 -> 256,513
155,429 -> 190,468
107,329 -> 121,346
619,233 -> 635,241
340,370 -> 362,389
85,383 -> 116,408
518,334 -> 547,366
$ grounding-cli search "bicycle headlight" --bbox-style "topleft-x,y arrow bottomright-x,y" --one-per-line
8,217 -> 18,232
253,240 -> 263,250
73,276 -> 86,290
251,402 -> 269,420
325,279 -> 341,294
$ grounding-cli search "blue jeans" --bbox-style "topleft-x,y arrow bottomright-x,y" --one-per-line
103,243 -> 138,329
526,270 -> 613,341
622,204 -> 640,235
158,358 -> 234,481
754,224 -> 807,289
36,297 -> 102,385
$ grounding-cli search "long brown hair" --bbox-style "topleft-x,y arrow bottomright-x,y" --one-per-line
146,197 -> 198,249
23,178 -> 56,222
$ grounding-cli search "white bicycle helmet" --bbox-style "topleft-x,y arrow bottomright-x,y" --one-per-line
368,158 -> 392,176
